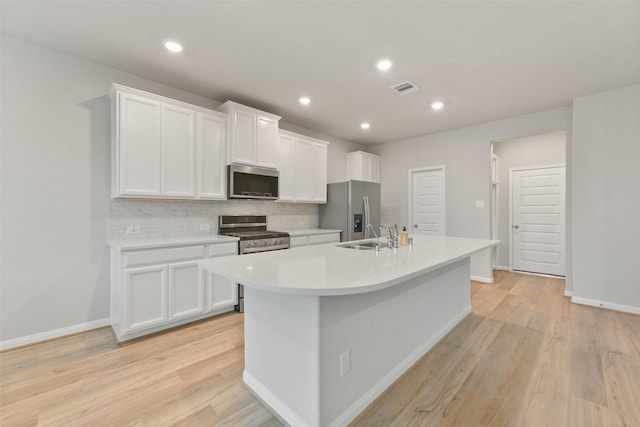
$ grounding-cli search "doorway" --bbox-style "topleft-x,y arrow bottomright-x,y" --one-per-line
408,166 -> 445,235
491,131 -> 566,274
510,165 -> 566,276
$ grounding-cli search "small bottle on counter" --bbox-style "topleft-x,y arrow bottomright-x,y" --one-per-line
400,226 -> 409,246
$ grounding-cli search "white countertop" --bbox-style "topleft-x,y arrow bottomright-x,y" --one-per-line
199,235 -> 498,296
109,235 -> 239,250
279,228 -> 342,237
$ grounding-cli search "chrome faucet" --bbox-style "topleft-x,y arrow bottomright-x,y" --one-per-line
380,224 -> 399,248
366,224 -> 382,251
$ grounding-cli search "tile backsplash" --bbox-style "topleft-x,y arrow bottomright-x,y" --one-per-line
107,198 -> 318,241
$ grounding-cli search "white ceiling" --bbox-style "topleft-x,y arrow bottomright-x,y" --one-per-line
2,1 -> 639,145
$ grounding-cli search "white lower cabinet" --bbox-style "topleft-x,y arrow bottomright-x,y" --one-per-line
111,241 -> 238,341
124,265 -> 168,332
168,261 -> 205,320
290,235 -> 309,248
289,232 -> 341,248
309,233 -> 340,245
207,272 -> 237,311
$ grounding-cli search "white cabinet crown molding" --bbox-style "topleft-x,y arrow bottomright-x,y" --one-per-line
217,100 -> 281,122
110,84 -> 227,119
279,129 -> 330,147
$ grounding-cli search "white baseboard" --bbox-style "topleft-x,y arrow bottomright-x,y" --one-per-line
564,289 -> 573,297
494,265 -> 510,271
329,305 -> 473,427
0,318 -> 111,351
471,275 -> 494,284
571,296 -> 640,315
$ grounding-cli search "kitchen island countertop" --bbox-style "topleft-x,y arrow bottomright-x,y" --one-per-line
199,234 -> 497,296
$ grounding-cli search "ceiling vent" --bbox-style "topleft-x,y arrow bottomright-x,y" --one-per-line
391,81 -> 420,95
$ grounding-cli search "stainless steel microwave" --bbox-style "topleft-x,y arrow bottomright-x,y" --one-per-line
228,164 -> 279,200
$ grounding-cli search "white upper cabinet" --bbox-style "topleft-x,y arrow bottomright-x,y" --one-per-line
348,151 -> 381,183
256,116 -> 278,168
218,101 -> 280,168
230,108 -> 256,165
277,130 -> 329,204
296,138 -> 314,202
111,84 -> 227,200
276,132 -> 297,201
311,142 -> 328,202
197,112 -> 226,199
116,91 -> 162,196
161,103 -> 196,197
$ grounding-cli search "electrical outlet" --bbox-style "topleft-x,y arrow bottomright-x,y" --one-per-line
475,200 -> 485,208
340,349 -> 351,376
126,226 -> 140,235
200,224 -> 211,232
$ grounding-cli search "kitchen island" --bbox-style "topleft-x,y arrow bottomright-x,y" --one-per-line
199,235 -> 497,427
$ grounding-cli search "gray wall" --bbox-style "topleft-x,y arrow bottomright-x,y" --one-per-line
0,36 -> 358,343
370,108 -> 572,281
571,84 -> 640,310
493,131 -> 566,268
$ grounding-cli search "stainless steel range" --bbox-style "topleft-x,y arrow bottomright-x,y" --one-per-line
219,215 -> 290,312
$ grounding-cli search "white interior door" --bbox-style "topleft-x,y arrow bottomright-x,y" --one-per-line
511,165 -> 566,276
409,166 -> 445,235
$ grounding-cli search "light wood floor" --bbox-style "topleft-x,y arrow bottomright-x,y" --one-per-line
1,271 -> 639,426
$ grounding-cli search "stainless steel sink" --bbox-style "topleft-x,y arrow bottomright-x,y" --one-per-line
336,241 -> 380,250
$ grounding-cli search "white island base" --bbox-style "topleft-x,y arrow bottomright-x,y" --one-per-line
243,258 -> 471,427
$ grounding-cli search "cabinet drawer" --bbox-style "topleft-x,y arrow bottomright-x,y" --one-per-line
290,236 -> 308,248
123,245 -> 205,268
207,242 -> 238,257
309,233 -> 340,245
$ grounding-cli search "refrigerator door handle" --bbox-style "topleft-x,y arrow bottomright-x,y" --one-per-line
363,196 -> 370,238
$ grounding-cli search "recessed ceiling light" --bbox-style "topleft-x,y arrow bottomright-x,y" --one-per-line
431,101 -> 444,110
361,122 -> 371,130
376,59 -> 393,71
164,41 -> 183,53
299,97 -> 311,105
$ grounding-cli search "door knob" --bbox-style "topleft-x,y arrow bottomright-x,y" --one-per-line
513,225 -> 520,229
413,224 -> 418,228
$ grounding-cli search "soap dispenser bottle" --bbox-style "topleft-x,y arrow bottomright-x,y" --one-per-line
400,226 -> 409,246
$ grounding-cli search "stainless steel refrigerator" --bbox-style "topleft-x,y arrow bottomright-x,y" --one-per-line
319,180 -> 381,242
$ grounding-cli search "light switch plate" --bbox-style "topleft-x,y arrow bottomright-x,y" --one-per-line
475,200 -> 485,208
